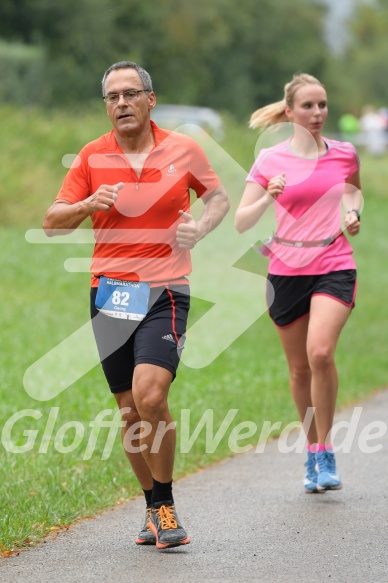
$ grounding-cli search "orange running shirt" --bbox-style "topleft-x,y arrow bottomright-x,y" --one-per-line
56,122 -> 220,286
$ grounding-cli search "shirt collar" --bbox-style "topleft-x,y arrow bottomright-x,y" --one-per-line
105,120 -> 170,153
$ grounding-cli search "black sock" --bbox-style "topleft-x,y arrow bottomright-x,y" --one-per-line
143,488 -> 153,508
151,478 -> 173,506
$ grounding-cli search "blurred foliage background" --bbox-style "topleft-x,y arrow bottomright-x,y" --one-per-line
1,0 -> 388,228
0,0 -> 387,123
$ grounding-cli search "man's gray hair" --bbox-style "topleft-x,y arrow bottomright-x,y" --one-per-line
101,61 -> 153,96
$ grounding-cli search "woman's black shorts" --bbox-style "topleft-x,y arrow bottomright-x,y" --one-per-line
90,284 -> 190,393
266,269 -> 357,328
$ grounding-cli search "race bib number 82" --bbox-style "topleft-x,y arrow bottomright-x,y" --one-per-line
95,277 -> 150,320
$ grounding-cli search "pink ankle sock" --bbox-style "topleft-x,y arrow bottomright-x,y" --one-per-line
317,443 -> 333,452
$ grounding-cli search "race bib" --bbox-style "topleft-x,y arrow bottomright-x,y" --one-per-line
95,277 -> 150,320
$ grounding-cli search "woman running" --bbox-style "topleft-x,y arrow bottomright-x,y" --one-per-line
235,73 -> 362,492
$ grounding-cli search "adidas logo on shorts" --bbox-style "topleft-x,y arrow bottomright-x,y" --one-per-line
162,333 -> 176,343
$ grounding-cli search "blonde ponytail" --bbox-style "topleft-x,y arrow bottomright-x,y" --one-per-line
249,99 -> 288,129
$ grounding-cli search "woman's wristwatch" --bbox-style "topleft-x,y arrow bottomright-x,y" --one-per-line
346,209 -> 361,221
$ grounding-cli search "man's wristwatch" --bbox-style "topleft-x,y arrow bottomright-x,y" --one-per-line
346,209 -> 361,221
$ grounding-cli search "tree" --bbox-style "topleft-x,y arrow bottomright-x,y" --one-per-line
326,0 -> 388,116
0,0 -> 329,118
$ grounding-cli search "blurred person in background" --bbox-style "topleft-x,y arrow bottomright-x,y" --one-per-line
338,111 -> 360,144
359,105 -> 386,156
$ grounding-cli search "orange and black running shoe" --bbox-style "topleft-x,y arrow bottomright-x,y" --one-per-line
135,507 -> 156,545
149,502 -> 190,549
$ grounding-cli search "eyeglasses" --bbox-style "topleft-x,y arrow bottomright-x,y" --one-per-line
103,89 -> 150,104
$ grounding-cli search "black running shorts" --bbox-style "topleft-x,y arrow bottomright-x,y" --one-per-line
267,269 -> 357,328
90,284 -> 190,393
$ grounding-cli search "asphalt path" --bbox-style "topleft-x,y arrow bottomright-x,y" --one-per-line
1,389 -> 388,583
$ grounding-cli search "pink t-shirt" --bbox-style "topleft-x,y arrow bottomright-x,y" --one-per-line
246,137 -> 360,275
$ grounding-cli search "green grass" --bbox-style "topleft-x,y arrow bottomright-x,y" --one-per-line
0,103 -> 111,228
0,106 -> 387,552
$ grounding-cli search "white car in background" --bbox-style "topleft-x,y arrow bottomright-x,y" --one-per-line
151,104 -> 224,140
